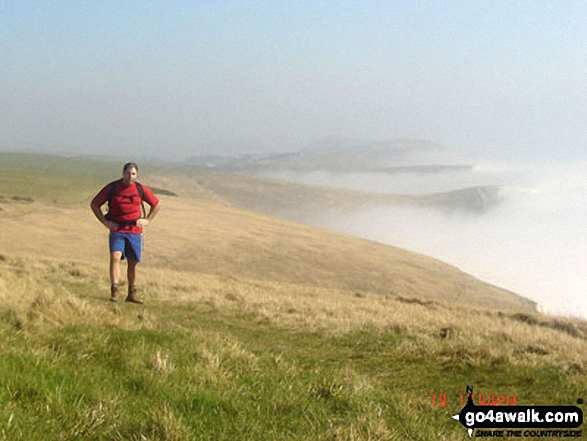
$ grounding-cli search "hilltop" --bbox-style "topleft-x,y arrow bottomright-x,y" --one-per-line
184,138 -> 450,173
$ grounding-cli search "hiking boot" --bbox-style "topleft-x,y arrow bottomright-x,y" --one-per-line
126,285 -> 143,304
110,283 -> 121,302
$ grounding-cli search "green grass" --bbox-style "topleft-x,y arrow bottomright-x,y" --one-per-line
0,168 -> 102,205
0,152 -> 179,204
1,295 -> 584,441
0,314 -> 393,440
0,252 -> 584,441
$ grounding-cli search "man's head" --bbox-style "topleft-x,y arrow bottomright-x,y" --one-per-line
122,162 -> 139,185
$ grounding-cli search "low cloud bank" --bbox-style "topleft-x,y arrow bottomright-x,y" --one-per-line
261,160 -> 587,318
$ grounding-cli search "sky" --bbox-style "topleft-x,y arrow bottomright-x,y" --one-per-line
1,0 -> 586,161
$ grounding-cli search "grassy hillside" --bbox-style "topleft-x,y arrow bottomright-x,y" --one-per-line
1,254 -> 586,440
0,153 -> 584,440
0,155 -> 535,312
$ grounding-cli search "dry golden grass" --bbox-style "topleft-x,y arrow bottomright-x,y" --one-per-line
1,241 -> 586,440
2,163 -> 579,374
0,255 -> 156,332
1,160 -> 581,370
2,244 -> 585,374
138,266 -> 587,373
0,190 -> 537,313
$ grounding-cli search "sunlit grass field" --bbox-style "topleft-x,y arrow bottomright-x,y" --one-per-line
0,153 -> 585,440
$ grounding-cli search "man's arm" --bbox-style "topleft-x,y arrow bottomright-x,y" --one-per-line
137,202 -> 161,228
90,201 -> 119,231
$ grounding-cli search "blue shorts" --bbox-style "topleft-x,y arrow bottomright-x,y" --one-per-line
109,232 -> 143,262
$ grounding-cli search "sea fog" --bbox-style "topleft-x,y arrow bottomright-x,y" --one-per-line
259,160 -> 587,318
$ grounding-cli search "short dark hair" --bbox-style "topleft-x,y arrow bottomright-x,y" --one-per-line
123,162 -> 139,173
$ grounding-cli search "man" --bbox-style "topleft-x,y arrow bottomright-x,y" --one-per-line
90,162 -> 161,304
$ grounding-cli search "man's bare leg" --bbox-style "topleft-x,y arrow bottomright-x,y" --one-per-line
109,251 -> 123,301
110,251 -> 123,285
127,259 -> 138,287
126,259 -> 143,304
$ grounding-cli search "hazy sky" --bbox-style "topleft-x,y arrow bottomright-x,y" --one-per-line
1,1 -> 585,160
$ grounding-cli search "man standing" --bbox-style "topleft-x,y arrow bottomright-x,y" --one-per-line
90,162 -> 161,304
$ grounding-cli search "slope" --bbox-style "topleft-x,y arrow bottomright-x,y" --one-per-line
0,155 -> 536,313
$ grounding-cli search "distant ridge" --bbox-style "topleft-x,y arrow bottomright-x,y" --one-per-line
184,138 -> 450,173
373,164 -> 473,174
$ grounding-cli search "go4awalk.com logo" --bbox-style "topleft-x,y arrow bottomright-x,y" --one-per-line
452,386 -> 583,438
